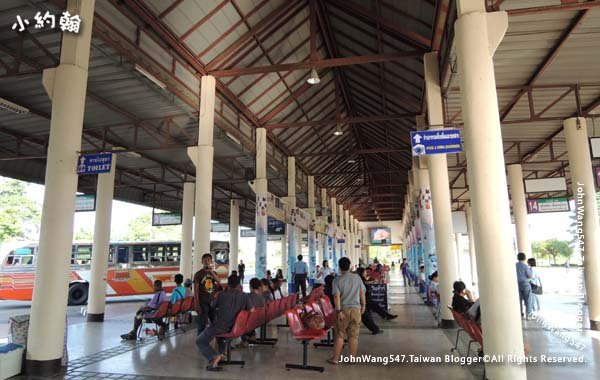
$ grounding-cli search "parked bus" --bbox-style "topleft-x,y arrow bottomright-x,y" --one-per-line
0,240 -> 230,305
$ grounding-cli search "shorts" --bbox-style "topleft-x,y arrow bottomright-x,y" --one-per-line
334,307 -> 361,339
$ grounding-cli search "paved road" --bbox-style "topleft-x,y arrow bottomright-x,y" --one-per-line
0,296 -> 151,342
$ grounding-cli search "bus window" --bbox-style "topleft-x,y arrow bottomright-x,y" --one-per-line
108,245 -> 115,263
6,255 -> 14,265
75,245 -> 92,265
149,244 -> 165,262
132,245 -> 148,263
165,244 -> 180,262
117,247 -> 129,264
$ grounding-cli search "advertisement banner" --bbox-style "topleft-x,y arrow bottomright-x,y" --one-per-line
289,207 -> 311,230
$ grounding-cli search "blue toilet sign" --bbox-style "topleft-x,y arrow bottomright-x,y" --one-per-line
77,153 -> 112,175
410,129 -> 462,156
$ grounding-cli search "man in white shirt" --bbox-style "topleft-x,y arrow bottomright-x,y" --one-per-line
292,254 -> 309,297
314,260 -> 334,288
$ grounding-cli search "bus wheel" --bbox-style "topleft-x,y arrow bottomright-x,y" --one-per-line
68,283 -> 89,305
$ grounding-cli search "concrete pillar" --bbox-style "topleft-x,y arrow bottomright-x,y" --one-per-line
87,154 -> 116,322
321,188 -> 329,263
424,52 -> 459,326
349,215 -> 355,264
465,203 -> 478,286
564,117 -> 600,330
26,0 -> 95,374
331,197 -> 338,271
287,157 -> 297,289
193,75 -> 216,274
229,199 -> 239,274
338,204 -> 345,258
415,167 -> 436,276
255,128 -> 268,278
455,233 -> 463,281
345,210 -> 350,261
180,182 -> 194,279
281,229 -> 287,275
455,2 -> 526,378
307,176 -> 317,279
507,164 -> 531,256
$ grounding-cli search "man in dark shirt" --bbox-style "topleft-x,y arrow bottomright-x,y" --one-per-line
196,274 -> 249,370
193,253 -> 221,335
238,260 -> 246,284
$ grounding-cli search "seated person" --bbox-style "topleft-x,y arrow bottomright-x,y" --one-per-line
427,271 -> 440,305
121,280 -> 167,340
324,273 -> 336,307
276,268 -> 285,282
452,280 -> 480,322
184,278 -> 193,297
196,275 -> 250,371
271,278 -> 284,299
237,277 -> 264,347
170,274 -> 186,304
261,278 -> 273,301
266,270 -> 273,283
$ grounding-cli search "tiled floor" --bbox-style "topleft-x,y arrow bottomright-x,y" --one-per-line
10,272 -> 600,380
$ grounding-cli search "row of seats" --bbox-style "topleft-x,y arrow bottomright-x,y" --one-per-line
139,297 -> 195,338
448,306 -> 483,357
215,293 -> 299,366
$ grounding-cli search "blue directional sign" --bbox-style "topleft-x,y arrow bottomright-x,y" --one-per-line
410,129 -> 462,156
77,153 -> 112,175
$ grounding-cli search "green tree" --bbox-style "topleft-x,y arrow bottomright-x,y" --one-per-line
73,228 -> 93,241
0,179 -> 40,242
533,239 -> 572,265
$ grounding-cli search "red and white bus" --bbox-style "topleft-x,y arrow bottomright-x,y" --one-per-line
0,240 -> 230,305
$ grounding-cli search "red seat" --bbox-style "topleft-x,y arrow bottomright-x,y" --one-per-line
139,301 -> 170,340
246,307 -> 266,331
449,307 -> 481,357
215,310 -> 249,367
267,300 -> 278,321
284,308 -> 326,372
168,299 -> 183,317
301,286 -> 323,303
318,296 -> 335,328
179,296 -> 194,314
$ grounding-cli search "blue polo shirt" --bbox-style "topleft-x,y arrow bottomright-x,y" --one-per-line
293,261 -> 308,275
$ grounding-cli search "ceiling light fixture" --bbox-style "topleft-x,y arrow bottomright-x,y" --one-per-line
0,97 -> 29,114
307,68 -> 320,85
347,159 -> 356,163
333,123 -> 343,136
135,64 -> 167,90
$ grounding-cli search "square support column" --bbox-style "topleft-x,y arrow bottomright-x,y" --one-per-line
229,199 -> 240,274
180,182 -> 195,279
254,128 -> 268,278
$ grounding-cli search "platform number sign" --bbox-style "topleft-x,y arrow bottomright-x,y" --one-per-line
77,153 -> 112,175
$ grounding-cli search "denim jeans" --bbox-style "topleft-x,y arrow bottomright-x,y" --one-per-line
196,301 -> 214,335
518,282 -> 532,317
195,326 -> 225,362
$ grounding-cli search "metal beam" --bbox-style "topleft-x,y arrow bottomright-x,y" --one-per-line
295,147 -> 405,158
265,113 -> 418,129
210,52 -> 422,77
507,1 -> 600,16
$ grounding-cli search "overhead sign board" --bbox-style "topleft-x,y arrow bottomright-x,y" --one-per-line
211,223 -> 230,232
524,177 -> 567,193
241,229 -> 256,237
410,129 -> 462,156
75,194 -> 95,212
152,212 -> 182,226
77,153 -> 112,175
527,197 -> 570,214
590,137 -> 600,159
267,217 -> 286,235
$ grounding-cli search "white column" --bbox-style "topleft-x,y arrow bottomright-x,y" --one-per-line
229,199 -> 240,274
307,176 -> 317,279
255,128 -> 268,278
455,2 -> 525,378
349,215 -> 355,264
180,182 -> 195,279
193,76 -> 216,274
424,52 -> 459,326
416,166 -> 436,276
27,0 -> 95,373
564,117 -> 600,330
344,210 -> 350,262
321,188 -> 329,264
287,157 -> 297,288
331,197 -> 338,271
455,233 -> 463,281
465,203 -> 478,286
338,204 -> 345,257
87,154 -> 116,322
507,164 -> 531,256
281,233 -> 287,273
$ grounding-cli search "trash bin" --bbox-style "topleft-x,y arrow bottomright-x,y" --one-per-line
0,343 -> 24,380
8,315 -> 68,367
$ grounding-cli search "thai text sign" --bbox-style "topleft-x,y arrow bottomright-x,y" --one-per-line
526,197 -> 570,214
77,153 -> 112,175
410,129 -> 462,156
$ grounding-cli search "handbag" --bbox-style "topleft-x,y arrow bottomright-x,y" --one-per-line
531,279 -> 543,295
300,310 -> 325,330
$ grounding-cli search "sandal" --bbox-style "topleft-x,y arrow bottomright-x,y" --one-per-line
326,358 -> 339,365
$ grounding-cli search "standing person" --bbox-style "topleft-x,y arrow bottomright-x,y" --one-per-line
196,275 -> 250,371
314,260 -> 334,289
275,268 -> 284,282
516,252 -> 533,320
292,254 -> 309,297
238,260 -> 245,284
528,258 -> 541,312
356,267 -> 382,335
193,253 -> 222,335
400,258 -> 411,286
327,257 -> 366,365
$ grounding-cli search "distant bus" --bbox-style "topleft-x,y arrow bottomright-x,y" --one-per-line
0,240 -> 230,305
